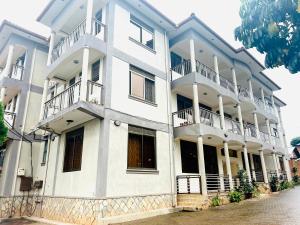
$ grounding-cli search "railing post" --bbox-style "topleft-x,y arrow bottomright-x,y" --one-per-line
224,141 -> 233,190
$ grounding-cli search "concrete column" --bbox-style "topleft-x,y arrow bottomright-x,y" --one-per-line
278,109 -> 289,150
80,47 -> 90,101
253,112 -> 260,139
270,94 -> 277,116
216,148 -> 225,191
14,93 -> 20,115
197,136 -> 207,195
283,156 -> 292,181
259,150 -> 269,184
272,153 -> 280,177
249,153 -> 256,181
213,55 -> 220,85
231,67 -> 238,95
260,88 -> 266,109
237,104 -> 244,136
39,78 -> 50,120
0,87 -> 6,102
3,45 -> 15,77
265,119 -> 272,144
218,95 -> 225,130
243,146 -> 252,182
189,39 -> 196,73
276,155 -> 281,171
47,31 -> 56,66
85,0 -> 94,35
224,142 -> 233,190
192,84 -> 200,124
248,79 -> 254,101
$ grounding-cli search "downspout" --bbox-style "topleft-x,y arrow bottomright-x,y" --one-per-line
164,30 -> 176,207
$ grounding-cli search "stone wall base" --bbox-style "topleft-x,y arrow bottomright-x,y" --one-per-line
177,194 -> 210,210
257,183 -> 271,194
0,194 -> 174,225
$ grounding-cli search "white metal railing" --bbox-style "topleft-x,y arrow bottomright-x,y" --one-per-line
219,75 -> 235,93
8,64 -> 24,80
259,131 -> 270,143
206,174 -> 231,192
4,111 -> 16,127
254,95 -> 276,117
271,135 -> 282,147
176,175 -> 201,194
171,60 -> 191,76
239,88 -> 251,100
172,107 -> 194,128
244,123 -> 257,138
225,117 -> 242,135
196,60 -> 217,83
199,107 -> 221,129
51,18 -> 106,63
43,80 -> 103,119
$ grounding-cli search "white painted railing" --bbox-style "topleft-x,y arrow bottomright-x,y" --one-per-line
199,107 -> 221,129
172,107 -> 194,128
225,117 -> 242,135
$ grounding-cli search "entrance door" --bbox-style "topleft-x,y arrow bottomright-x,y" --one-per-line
203,145 -> 218,174
180,140 -> 199,173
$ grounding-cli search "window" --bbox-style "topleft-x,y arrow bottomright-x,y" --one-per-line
129,66 -> 155,103
221,149 -> 238,158
127,126 -> 156,169
41,139 -> 48,165
129,15 -> 154,49
92,60 -> 100,82
63,127 -> 84,172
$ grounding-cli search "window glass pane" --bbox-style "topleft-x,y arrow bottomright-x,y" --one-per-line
142,29 -> 154,49
131,72 -> 144,99
73,134 -> 83,170
142,135 -> 156,169
129,21 -> 141,42
92,60 -> 100,82
42,139 -> 48,164
180,141 -> 199,173
128,133 -> 142,168
145,79 -> 155,102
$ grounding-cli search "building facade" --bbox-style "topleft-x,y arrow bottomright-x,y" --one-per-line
0,0 -> 292,224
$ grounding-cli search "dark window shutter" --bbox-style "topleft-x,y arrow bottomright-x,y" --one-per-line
92,60 -> 100,82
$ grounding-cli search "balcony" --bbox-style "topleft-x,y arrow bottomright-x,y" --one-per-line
171,60 -> 236,96
40,80 -> 103,133
0,64 -> 24,81
244,123 -> 257,138
254,95 -> 277,121
4,111 -> 16,127
51,19 -> 105,64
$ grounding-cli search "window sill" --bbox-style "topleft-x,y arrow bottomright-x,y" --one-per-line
128,95 -> 157,107
126,169 -> 159,174
129,37 -> 156,54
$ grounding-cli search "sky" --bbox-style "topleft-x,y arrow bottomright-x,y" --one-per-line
0,0 -> 299,151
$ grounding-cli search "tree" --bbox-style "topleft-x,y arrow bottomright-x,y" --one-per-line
0,103 -> 8,146
235,0 -> 300,74
291,137 -> 300,147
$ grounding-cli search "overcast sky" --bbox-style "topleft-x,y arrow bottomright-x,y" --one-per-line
0,0 -> 299,151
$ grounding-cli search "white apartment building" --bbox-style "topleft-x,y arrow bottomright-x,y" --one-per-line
0,0 -> 292,224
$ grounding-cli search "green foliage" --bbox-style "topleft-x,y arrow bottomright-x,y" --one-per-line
291,137 -> 300,147
228,190 -> 243,203
0,103 -> 7,146
237,169 -> 255,198
279,181 -> 295,190
211,195 -> 221,207
235,0 -> 300,73
292,175 -> 299,184
270,176 -> 279,192
292,166 -> 298,174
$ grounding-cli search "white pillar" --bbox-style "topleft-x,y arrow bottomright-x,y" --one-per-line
213,55 -> 220,84
231,67 -> 238,95
189,39 -> 196,73
193,84 -> 200,124
80,47 -> 90,101
248,79 -> 254,101
3,45 -> 15,77
243,146 -> 252,182
253,112 -> 260,139
260,88 -> 266,109
283,156 -> 292,181
216,148 -> 225,191
249,153 -> 256,181
0,88 -> 6,102
237,104 -> 244,136
86,0 -> 94,35
47,31 -> 56,66
259,150 -> 269,184
218,95 -> 225,130
272,153 -> 280,177
39,78 -> 50,120
197,136 -> 207,195
270,94 -> 277,116
224,142 -> 233,190
266,119 -> 272,144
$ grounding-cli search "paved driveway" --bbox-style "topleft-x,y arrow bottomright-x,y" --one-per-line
117,186 -> 300,225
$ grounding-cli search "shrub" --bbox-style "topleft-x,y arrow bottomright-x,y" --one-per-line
279,181 -> 289,191
270,176 -> 279,192
292,175 -> 299,183
237,169 -> 255,198
228,191 -> 243,203
211,195 -> 221,207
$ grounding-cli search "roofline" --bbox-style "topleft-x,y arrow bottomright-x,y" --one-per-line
260,71 -> 281,90
274,95 -> 287,107
37,0 -> 56,22
0,20 -> 48,42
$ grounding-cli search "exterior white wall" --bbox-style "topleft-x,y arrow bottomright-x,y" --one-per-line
110,57 -> 168,124
106,121 -> 172,197
264,154 -> 276,171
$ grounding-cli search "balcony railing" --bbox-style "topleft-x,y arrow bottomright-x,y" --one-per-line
259,131 -> 270,143
7,64 -> 24,80
271,135 -> 282,147
206,174 -> 231,192
171,60 -> 191,76
51,18 -> 105,63
254,171 -> 264,182
4,111 -> 16,127
199,107 -> 221,129
239,88 -> 251,100
176,175 -> 201,194
244,123 -> 257,138
254,96 -> 277,117
195,60 -> 218,83
172,107 -> 194,128
219,75 -> 235,93
43,80 -> 103,119
225,117 -> 242,135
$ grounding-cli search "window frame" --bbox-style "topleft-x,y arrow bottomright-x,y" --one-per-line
41,138 -> 48,166
127,125 -> 157,171
129,16 -> 155,51
129,67 -> 156,104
